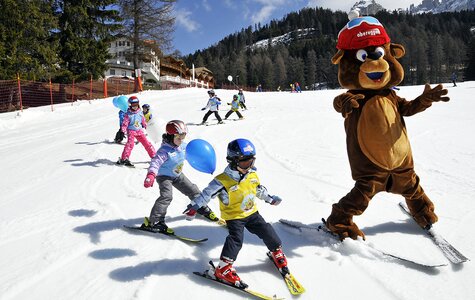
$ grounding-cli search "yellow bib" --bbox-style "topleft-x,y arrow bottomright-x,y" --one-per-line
144,111 -> 151,123
216,172 -> 260,220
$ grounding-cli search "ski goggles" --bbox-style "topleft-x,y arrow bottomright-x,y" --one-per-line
174,133 -> 187,140
237,156 -> 255,169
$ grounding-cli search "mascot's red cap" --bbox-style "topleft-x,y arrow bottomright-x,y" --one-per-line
336,11 -> 390,50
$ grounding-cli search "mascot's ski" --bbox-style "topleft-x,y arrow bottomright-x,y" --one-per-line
398,202 -> 469,264
279,219 -> 448,268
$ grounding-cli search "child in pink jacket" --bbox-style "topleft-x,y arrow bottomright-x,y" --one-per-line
117,96 -> 155,167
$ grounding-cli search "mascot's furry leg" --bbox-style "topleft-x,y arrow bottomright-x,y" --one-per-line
327,171 -> 439,240
326,185 -> 371,240
391,171 -> 438,229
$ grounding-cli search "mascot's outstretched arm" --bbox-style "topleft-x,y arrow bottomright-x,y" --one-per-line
398,84 -> 450,116
417,84 -> 450,106
334,93 -> 364,118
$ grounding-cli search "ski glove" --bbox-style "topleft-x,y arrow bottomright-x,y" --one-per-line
269,195 -> 282,206
183,203 -> 200,220
144,172 -> 156,188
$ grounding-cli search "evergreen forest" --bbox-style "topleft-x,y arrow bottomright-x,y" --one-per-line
182,8 -> 475,90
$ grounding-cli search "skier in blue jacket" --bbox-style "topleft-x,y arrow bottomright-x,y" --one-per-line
200,90 -> 223,125
141,120 -> 219,232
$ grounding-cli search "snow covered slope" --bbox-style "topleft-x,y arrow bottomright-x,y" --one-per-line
0,82 -> 474,300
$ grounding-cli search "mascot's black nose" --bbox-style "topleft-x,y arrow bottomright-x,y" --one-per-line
367,51 -> 383,60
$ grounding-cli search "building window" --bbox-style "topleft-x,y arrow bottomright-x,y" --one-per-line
110,69 -> 116,75
127,41 -> 130,46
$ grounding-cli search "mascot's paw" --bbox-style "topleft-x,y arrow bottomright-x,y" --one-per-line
418,84 -> 450,106
334,93 -> 364,118
406,197 -> 438,229
326,215 -> 366,241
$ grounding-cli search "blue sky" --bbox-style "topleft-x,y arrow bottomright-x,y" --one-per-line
172,0 -> 421,55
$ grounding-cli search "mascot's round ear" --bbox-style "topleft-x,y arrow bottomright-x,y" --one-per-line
332,50 -> 344,65
390,43 -> 405,59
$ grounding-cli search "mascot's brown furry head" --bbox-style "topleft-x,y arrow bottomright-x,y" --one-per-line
332,13 -> 405,90
325,11 -> 449,241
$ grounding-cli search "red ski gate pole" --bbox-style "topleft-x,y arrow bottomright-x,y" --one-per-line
17,74 -> 23,112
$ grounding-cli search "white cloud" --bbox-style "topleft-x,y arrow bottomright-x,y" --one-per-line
249,0 -> 287,25
175,9 -> 200,32
202,0 -> 211,12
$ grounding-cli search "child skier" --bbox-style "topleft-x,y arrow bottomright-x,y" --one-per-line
200,89 -> 223,125
183,139 -> 286,288
114,109 -> 126,143
142,120 -> 219,232
224,94 -> 244,120
117,96 -> 156,167
142,104 -> 152,123
238,89 -> 247,110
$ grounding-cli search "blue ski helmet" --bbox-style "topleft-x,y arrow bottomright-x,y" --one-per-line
142,104 -> 150,110
227,139 -> 256,161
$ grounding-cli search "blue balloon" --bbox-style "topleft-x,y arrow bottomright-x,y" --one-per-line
113,95 -> 129,112
186,139 -> 216,174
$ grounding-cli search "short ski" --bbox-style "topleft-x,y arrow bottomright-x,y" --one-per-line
279,219 -> 448,268
123,225 -> 208,243
398,202 -> 469,264
193,261 -> 284,300
266,253 -> 305,295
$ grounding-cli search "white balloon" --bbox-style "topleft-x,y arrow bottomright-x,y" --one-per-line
227,75 -> 233,82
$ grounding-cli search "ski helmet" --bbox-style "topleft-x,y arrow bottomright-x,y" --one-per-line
227,139 -> 256,160
233,94 -> 239,100
227,139 -> 256,172
208,89 -> 215,96
142,104 -> 150,110
128,96 -> 139,104
166,120 -> 188,135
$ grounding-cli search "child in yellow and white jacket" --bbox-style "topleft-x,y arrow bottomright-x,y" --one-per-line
183,139 -> 286,288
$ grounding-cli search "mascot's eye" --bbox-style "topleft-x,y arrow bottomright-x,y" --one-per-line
375,47 -> 385,57
356,49 -> 368,62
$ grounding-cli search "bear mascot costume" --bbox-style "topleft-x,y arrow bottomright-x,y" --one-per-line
326,11 -> 450,240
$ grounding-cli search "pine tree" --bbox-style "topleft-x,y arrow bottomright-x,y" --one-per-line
464,36 -> 475,81
0,0 -> 59,80
55,0 -> 121,82
305,50 -> 317,89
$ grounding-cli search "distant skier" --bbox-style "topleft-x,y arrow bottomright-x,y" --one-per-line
142,120 -> 219,232
237,88 -> 247,110
451,72 -> 457,87
200,89 -> 223,125
117,96 -> 155,167
183,139 -> 287,288
224,94 -> 244,120
114,110 -> 126,144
